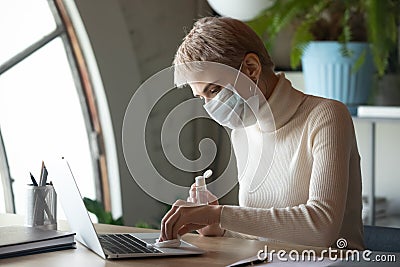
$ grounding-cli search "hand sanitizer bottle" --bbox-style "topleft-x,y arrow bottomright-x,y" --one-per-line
195,169 -> 212,205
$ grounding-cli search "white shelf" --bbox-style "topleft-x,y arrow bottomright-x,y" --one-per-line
357,106 -> 400,119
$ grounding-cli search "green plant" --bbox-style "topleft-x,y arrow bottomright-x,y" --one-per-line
248,0 -> 400,76
83,197 -> 124,225
134,221 -> 157,229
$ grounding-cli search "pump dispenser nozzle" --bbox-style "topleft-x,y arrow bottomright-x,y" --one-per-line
203,169 -> 213,179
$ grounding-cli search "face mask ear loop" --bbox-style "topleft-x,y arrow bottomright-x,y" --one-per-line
233,61 -> 243,91
253,77 -> 259,97
249,76 -> 259,97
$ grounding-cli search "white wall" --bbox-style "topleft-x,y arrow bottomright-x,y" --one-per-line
73,0 -> 162,227
118,0 -> 212,81
73,0 -> 216,227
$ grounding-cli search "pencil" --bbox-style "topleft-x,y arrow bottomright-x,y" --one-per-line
30,172 -> 38,186
39,161 -> 48,186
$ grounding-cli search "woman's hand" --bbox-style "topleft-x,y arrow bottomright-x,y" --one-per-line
187,184 -> 225,237
159,199 -> 223,241
187,183 -> 218,204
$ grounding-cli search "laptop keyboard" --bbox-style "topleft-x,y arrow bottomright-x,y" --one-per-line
98,234 -> 161,254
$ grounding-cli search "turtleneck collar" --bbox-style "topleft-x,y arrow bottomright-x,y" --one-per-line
256,72 -> 306,132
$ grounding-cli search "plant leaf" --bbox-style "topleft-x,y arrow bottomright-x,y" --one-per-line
352,48 -> 366,74
338,4 -> 353,58
114,217 -> 124,226
291,24 -> 313,68
365,0 -> 398,76
83,197 -> 106,221
83,197 -> 124,225
290,0 -> 330,68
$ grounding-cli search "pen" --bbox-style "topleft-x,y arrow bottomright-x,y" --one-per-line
42,165 -> 48,185
39,161 -> 44,186
39,161 -> 48,186
30,172 -> 38,186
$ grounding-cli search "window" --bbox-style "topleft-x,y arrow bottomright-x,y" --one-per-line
0,0 -> 108,215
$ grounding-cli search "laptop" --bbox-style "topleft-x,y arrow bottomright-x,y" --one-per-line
46,157 -> 205,259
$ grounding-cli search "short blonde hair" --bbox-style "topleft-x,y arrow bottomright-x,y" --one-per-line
173,16 -> 274,71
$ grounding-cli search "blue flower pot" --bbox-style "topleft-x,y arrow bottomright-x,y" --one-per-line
301,41 -> 375,107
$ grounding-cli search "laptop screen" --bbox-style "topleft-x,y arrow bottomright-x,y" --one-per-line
46,157 -> 106,259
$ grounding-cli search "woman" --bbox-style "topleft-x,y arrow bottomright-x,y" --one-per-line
160,16 -> 364,250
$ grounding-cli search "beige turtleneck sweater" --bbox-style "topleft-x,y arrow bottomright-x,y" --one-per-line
219,73 -> 364,250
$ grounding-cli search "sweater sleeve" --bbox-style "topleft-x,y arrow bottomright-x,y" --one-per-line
219,101 -> 354,247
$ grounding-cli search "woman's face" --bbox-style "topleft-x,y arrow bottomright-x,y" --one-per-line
190,82 -> 222,103
177,57 -> 262,103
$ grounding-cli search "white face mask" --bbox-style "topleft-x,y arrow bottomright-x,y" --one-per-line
203,64 -> 260,129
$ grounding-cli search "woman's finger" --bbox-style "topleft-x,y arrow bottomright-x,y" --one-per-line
160,204 -> 179,240
174,199 -> 189,206
163,200 -> 193,239
189,188 -> 196,200
170,205 -> 210,238
167,205 -> 198,239
165,206 -> 184,240
164,204 -> 222,240
190,184 -> 219,205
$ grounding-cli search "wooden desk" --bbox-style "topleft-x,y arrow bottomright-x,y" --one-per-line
0,213 -> 325,267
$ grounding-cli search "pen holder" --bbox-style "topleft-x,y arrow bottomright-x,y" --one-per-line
26,185 -> 57,230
